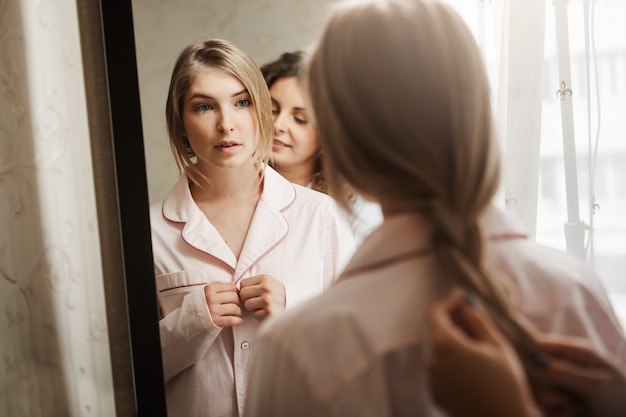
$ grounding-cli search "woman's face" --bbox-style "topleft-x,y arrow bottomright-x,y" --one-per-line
181,67 -> 258,173
269,77 -> 319,177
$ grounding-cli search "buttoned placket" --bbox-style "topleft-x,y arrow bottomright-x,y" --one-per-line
232,321 -> 253,416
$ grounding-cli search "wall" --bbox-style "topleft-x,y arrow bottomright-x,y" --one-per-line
0,0 -> 115,415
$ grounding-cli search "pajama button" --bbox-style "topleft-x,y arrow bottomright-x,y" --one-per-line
241,341 -> 250,350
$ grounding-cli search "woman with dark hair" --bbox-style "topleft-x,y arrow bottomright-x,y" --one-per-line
261,51 -> 383,243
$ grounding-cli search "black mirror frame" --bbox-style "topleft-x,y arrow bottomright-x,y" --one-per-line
78,0 -> 167,415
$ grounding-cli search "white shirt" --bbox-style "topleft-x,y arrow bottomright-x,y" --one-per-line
349,196 -> 383,244
150,166 -> 356,417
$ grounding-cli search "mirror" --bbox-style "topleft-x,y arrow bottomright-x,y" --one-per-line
91,0 -> 344,415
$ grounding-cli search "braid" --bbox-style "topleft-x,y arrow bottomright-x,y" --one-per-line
427,206 -> 546,377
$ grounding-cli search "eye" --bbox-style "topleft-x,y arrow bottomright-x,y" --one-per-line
236,99 -> 251,107
294,116 -> 307,125
271,107 -> 279,117
195,103 -> 212,112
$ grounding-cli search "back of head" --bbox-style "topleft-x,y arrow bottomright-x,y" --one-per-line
306,0 -> 499,218
165,38 -> 273,183
305,0 -> 544,378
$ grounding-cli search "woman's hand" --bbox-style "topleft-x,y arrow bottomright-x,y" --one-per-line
204,282 -> 243,327
537,334 -> 626,417
239,274 -> 286,320
427,293 -> 541,417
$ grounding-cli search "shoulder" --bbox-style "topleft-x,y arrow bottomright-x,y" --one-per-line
489,233 -> 598,292
482,205 -> 596,289
263,165 -> 336,207
290,183 -> 337,209
148,175 -> 195,233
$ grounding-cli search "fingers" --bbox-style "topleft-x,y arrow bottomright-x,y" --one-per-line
430,290 -> 505,348
428,293 -> 541,417
535,333 -> 626,415
239,275 -> 285,302
204,276 -> 287,324
205,282 -> 239,295
538,334 -> 612,368
204,282 -> 243,327
543,357 -> 613,388
240,275 -> 286,320
531,386 -> 584,417
210,305 -> 244,327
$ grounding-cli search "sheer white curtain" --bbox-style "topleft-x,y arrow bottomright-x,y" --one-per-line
0,0 -> 115,415
445,0 -> 626,328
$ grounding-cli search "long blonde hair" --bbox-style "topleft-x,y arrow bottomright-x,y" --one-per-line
165,38 -> 273,184
305,0 -> 543,373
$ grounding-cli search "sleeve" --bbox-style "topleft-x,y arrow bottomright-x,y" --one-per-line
159,285 -> 223,382
513,249 -> 626,367
564,274 -> 626,366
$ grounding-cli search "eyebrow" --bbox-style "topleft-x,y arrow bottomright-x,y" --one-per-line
188,89 -> 249,102
270,97 -> 306,112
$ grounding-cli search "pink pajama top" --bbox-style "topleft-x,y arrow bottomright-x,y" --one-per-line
149,166 -> 356,417
244,206 -> 625,417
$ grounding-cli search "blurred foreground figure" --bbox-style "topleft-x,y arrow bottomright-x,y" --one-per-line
244,1 -> 626,416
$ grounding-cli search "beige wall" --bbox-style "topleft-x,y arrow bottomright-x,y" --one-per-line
132,0 -> 341,203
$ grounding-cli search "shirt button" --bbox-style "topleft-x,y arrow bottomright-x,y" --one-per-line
241,341 -> 250,350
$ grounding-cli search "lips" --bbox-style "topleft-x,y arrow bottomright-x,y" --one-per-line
272,139 -> 291,148
215,141 -> 240,148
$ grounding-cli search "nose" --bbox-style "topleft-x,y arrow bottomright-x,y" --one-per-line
273,112 -> 287,134
217,109 -> 234,133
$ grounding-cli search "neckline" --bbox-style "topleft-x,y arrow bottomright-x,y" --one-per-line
340,247 -> 432,280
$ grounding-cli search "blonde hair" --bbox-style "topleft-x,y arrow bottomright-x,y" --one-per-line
305,0 -> 543,372
165,38 -> 273,184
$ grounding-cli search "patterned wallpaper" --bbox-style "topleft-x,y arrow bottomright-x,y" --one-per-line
132,0 -> 342,204
0,0 -> 115,416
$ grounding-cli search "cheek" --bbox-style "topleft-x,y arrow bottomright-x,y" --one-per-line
248,114 -> 259,142
296,128 -> 319,155
184,121 -> 210,143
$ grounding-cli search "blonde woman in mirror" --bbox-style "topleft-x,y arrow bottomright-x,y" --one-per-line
428,293 -> 626,417
261,51 -> 383,244
244,1 -> 626,415
150,38 -> 356,417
